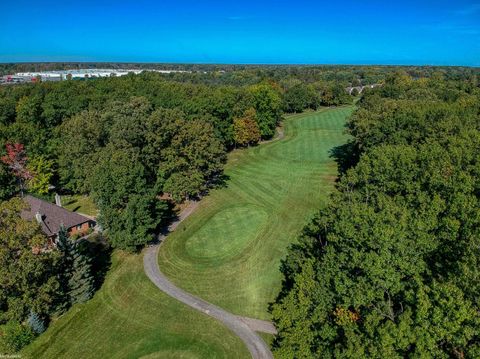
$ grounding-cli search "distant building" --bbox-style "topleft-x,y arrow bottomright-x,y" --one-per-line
2,69 -> 191,86
21,195 -> 95,241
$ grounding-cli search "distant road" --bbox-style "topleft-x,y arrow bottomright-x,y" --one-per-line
143,201 -> 275,359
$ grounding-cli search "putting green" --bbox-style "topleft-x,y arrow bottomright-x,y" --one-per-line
158,107 -> 353,319
185,204 -> 268,262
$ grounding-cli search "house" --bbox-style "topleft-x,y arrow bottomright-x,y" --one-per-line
21,195 -> 95,241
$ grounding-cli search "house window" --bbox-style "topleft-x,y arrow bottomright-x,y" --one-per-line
77,225 -> 82,231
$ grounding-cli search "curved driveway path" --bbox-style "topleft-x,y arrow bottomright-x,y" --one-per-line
143,202 -> 275,359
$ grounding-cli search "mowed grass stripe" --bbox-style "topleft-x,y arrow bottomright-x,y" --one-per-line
158,107 -> 353,319
24,253 -> 250,359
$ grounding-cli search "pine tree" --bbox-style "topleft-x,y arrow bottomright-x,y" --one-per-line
27,311 -> 45,334
68,242 -> 95,304
56,225 -> 95,306
55,226 -> 73,313
56,225 -> 72,255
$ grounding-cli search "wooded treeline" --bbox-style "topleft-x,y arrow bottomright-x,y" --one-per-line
1,62 -> 478,83
272,71 -> 480,357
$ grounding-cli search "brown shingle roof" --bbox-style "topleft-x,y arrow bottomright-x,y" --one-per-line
21,195 -> 92,237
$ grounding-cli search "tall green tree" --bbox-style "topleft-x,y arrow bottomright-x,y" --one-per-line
147,108 -> 226,201
282,83 -> 320,113
68,242 -> 95,304
248,83 -> 283,138
102,193 -> 165,250
89,146 -> 166,250
58,109 -> 110,192
26,155 -> 54,195
0,163 -> 16,200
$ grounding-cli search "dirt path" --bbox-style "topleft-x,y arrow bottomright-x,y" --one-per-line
143,201 -> 276,359
260,126 -> 285,145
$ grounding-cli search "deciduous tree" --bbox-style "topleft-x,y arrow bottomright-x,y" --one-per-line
0,198 -> 61,323
26,156 -> 54,195
233,108 -> 261,146
1,143 -> 31,197
248,83 -> 283,138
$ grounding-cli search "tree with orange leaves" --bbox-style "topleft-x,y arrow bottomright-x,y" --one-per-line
1,143 -> 32,197
233,108 -> 261,147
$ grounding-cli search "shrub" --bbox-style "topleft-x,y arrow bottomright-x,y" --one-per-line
0,321 -> 35,354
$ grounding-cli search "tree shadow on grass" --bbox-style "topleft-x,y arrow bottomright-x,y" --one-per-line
83,234 -> 112,290
198,173 -> 231,199
329,140 -> 359,176
212,173 -> 231,189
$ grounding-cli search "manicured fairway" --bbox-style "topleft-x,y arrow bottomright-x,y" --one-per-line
158,107 -> 353,319
23,252 -> 250,359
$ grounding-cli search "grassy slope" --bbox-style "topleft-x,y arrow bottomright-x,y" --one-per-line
62,194 -> 98,217
23,253 -> 250,359
158,107 -> 352,319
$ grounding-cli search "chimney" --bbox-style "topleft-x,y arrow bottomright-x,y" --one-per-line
55,193 -> 62,207
35,212 -> 43,224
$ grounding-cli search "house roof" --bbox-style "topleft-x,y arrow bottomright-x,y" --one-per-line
21,195 -> 92,237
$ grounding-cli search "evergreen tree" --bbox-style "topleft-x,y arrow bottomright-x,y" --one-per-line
55,226 -> 73,314
68,241 -> 95,304
56,225 -> 71,254
56,226 -> 95,306
27,311 -> 46,335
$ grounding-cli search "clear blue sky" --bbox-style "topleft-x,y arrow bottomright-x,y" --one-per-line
1,0 -> 479,65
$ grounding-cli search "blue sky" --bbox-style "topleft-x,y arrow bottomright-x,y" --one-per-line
0,0 -> 479,65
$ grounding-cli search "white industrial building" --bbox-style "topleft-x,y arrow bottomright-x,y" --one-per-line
1,68 -> 191,85
14,68 -> 189,81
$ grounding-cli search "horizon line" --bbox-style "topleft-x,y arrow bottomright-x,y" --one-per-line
0,61 -> 479,68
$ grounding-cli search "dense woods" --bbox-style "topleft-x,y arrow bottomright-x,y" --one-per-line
272,71 -> 480,358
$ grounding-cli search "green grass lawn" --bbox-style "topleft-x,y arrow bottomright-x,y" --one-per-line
23,252 -> 250,359
158,107 -> 353,319
62,194 -> 98,217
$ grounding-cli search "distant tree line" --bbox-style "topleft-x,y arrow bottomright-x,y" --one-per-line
1,63 -> 479,86
271,71 -> 480,358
